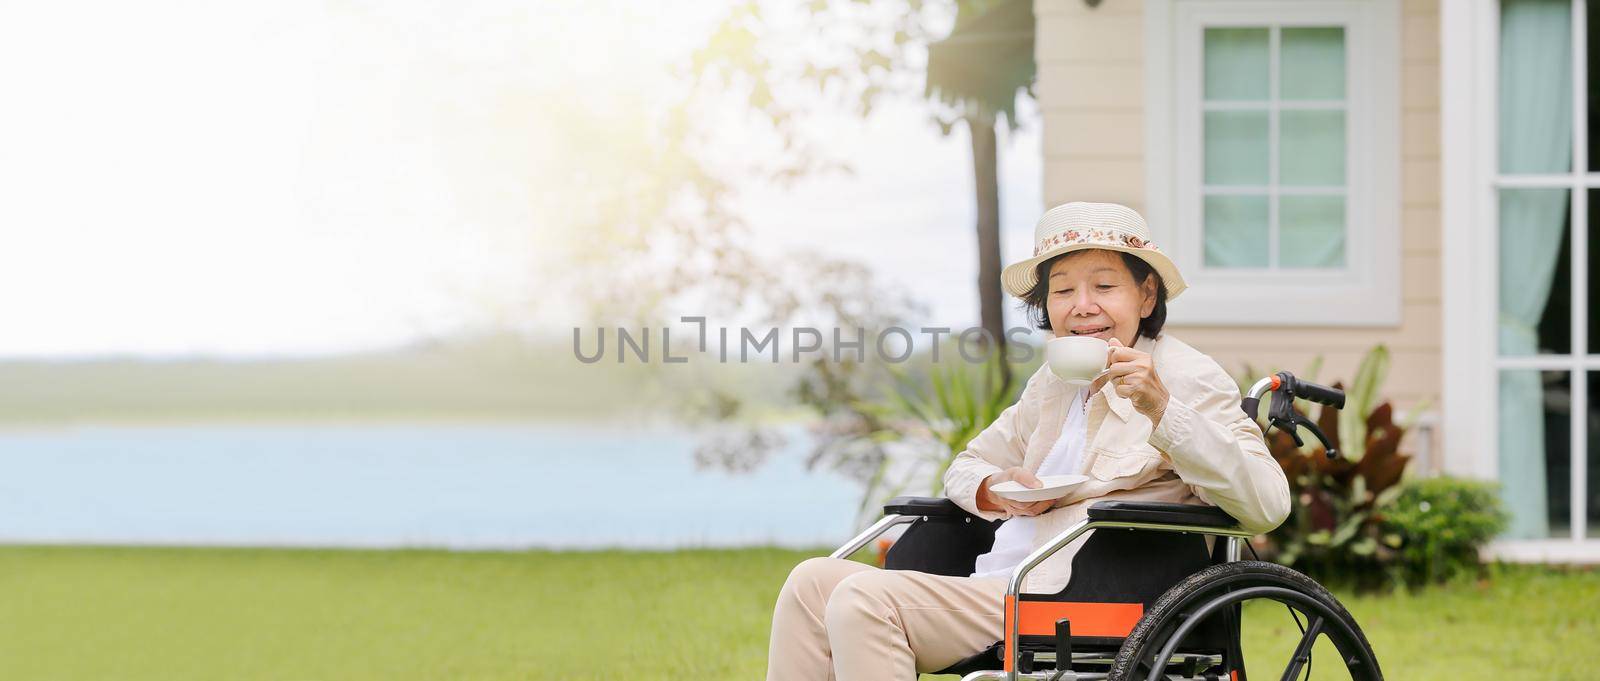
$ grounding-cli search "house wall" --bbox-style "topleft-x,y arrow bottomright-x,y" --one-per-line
1033,0 -> 1442,454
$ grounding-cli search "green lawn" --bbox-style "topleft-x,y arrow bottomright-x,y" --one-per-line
0,546 -> 1593,680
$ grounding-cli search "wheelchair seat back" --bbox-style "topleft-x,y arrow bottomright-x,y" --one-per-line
1011,528 -> 1230,653
881,515 -> 1233,674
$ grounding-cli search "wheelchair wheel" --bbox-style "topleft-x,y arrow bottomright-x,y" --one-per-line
1106,561 -> 1382,681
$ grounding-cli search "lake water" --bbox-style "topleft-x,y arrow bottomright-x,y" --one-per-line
0,422 -> 864,550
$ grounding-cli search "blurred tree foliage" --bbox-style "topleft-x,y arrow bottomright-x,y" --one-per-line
567,1 -> 1040,495
685,0 -> 1035,387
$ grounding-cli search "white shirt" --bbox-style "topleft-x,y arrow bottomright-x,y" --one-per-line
970,386 -> 1088,580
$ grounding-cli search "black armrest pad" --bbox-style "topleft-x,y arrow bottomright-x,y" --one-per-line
884,496 -> 976,519
1086,501 -> 1239,528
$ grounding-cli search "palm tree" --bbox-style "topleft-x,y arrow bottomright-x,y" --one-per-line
926,0 -> 1036,391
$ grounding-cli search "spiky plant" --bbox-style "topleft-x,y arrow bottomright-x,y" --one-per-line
1233,345 -> 1431,587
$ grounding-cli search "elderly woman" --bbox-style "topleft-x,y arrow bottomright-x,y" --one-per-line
763,202 -> 1291,681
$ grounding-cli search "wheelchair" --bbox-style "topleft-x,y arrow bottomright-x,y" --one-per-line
828,372 -> 1383,680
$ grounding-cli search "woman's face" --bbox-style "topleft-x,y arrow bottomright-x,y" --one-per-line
1045,249 -> 1159,347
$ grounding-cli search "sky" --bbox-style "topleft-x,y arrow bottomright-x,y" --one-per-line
0,0 -> 1041,359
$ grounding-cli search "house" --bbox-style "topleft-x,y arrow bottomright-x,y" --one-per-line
1032,0 -> 1596,561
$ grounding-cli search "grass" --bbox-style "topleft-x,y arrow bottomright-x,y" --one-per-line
1235,562 -> 1600,679
0,546 -> 1593,680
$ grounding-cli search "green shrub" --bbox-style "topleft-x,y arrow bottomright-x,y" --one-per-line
1380,477 -> 1508,586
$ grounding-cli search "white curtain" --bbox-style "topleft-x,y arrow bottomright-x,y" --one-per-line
1497,0 -> 1572,539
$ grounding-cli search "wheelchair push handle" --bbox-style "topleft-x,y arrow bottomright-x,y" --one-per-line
1242,371 -> 1346,460
1287,375 -> 1346,409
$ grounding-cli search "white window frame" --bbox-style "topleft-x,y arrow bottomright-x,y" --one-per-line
1443,0 -> 1600,553
1145,0 -> 1401,326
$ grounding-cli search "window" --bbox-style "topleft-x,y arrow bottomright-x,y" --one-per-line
1491,0 -> 1600,541
1203,26 -> 1347,269
1441,0 -> 1600,555
1146,0 -> 1400,325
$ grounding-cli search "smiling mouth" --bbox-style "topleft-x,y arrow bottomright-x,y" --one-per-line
1070,326 -> 1110,336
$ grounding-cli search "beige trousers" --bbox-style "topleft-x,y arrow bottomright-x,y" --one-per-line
765,557 -> 1009,681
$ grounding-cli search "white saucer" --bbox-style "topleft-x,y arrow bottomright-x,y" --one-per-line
989,474 -> 1090,502
1058,367 -> 1113,387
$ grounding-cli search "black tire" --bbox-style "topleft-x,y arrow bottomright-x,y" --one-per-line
1105,561 -> 1382,681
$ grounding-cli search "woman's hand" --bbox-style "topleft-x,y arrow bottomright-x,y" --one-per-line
976,467 -> 1055,517
1091,338 -> 1170,427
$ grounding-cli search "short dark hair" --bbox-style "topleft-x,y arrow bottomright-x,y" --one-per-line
1019,251 -> 1168,341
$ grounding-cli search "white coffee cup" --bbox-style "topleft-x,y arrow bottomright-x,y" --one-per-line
1046,335 -> 1111,385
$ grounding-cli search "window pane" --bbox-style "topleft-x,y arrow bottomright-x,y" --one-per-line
1588,189 -> 1600,353
1497,369 -> 1570,539
1280,27 -> 1346,100
1205,28 -> 1269,101
1587,373 -> 1600,537
1498,188 -> 1572,356
1279,110 -> 1346,186
1205,111 -> 1269,185
1204,195 -> 1269,267
1499,0 -> 1573,175
1589,0 -> 1600,170
1279,195 -> 1345,267
1541,207 -> 1576,354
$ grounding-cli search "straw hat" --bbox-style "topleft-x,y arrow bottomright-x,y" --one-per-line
1001,201 -> 1187,300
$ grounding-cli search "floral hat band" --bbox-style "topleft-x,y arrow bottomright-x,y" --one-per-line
1032,227 -> 1159,257
1001,201 -> 1188,300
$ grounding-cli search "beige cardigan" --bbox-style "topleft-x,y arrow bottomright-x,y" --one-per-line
942,332 -> 1290,594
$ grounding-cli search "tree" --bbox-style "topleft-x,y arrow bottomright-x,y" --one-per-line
688,0 -> 1037,389
925,0 -> 1035,391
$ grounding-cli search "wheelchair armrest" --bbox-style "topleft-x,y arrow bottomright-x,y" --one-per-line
883,496 -> 977,519
1086,501 -> 1239,528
